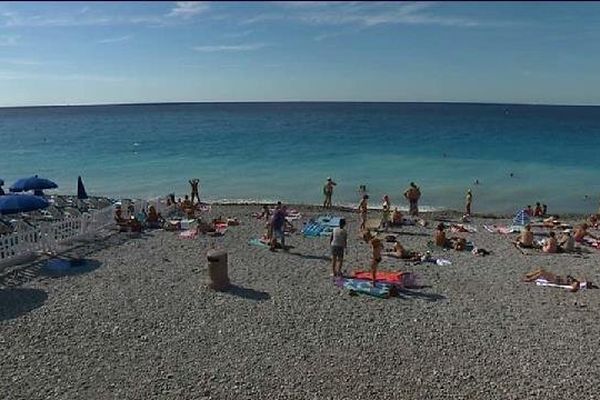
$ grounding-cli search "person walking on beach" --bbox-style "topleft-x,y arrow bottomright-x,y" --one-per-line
404,182 -> 421,216
465,189 -> 473,216
323,177 -> 336,208
270,203 -> 292,251
330,218 -> 348,277
189,178 -> 200,204
358,194 -> 369,232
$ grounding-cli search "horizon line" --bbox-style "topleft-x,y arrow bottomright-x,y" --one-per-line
1,100 -> 600,110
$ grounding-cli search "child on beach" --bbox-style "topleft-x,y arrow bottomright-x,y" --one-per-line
358,195 -> 369,232
369,237 -> 383,285
330,218 -> 347,277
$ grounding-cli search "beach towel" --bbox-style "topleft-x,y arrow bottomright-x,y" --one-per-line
451,224 -> 477,233
352,271 -> 417,288
179,229 -> 197,239
335,277 -> 393,298
248,238 -> 270,248
483,224 -> 519,234
535,278 -> 588,291
302,222 -> 325,237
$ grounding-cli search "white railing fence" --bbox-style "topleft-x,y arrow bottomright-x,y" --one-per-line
0,204 -> 115,269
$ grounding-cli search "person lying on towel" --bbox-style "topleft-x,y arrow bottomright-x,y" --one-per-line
384,241 -> 422,261
523,268 -> 592,292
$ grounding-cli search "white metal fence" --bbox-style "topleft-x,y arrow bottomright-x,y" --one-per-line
0,205 -> 116,269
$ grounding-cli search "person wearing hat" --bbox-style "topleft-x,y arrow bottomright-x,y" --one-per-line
465,189 -> 473,216
323,177 -> 337,208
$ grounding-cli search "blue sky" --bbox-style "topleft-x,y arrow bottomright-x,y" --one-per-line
0,1 -> 599,106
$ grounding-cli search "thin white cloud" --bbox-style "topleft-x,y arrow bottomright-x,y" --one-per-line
192,43 -> 267,52
98,35 -> 133,44
0,58 -> 42,66
167,2 -> 209,19
0,70 -> 129,82
245,2 -> 485,28
223,30 -> 254,38
0,34 -> 19,46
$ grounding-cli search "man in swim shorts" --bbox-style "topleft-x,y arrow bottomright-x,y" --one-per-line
189,178 -> 200,204
323,177 -> 336,208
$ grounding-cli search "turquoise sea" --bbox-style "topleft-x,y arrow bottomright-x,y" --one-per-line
1,102 -> 599,214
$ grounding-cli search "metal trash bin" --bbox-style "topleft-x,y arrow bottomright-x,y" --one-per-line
207,249 -> 229,290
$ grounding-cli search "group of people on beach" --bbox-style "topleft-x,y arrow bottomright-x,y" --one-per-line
514,222 -> 597,253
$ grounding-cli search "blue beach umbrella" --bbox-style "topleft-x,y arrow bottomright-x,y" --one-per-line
0,194 -> 49,215
10,175 -> 58,195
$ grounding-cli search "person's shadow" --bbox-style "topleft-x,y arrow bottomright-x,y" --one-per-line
287,251 -> 331,261
40,258 -> 102,278
225,285 -> 270,301
395,287 -> 446,302
0,288 -> 48,321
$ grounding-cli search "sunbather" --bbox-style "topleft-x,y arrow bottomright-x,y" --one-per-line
558,230 -> 575,253
384,241 -> 422,261
523,268 -> 582,291
258,205 -> 271,220
146,205 -> 163,228
542,231 -> 558,253
587,214 -> 599,228
434,223 -> 447,247
574,223 -> 597,243
514,224 -> 535,248
391,208 -> 403,226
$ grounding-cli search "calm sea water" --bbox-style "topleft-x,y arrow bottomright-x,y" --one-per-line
1,102 -> 599,213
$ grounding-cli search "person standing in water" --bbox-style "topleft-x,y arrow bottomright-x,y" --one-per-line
189,178 -> 200,204
404,182 -> 421,216
323,177 -> 336,208
465,189 -> 473,216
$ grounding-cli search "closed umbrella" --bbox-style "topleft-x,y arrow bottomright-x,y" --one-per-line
0,194 -> 50,215
77,176 -> 88,200
10,175 -> 58,196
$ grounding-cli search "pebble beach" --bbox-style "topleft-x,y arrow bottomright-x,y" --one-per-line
1,204 -> 600,399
